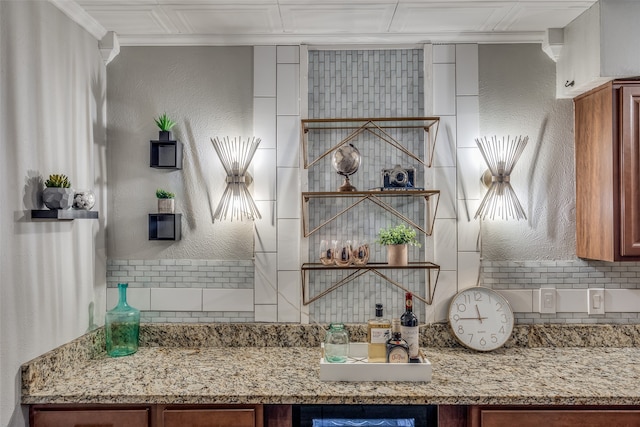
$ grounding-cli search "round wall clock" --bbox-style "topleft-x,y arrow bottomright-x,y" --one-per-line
447,287 -> 514,351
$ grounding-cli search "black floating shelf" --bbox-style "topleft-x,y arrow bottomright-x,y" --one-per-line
31,210 -> 99,220
149,213 -> 182,240
150,140 -> 183,169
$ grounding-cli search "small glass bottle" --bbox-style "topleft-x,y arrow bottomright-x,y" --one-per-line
324,323 -> 349,363
386,318 -> 410,363
367,303 -> 391,363
105,283 -> 140,357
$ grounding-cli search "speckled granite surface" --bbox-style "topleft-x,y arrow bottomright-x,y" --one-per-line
21,323 -> 640,406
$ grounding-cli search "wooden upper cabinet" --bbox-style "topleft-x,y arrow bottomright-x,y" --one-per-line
574,80 -> 640,261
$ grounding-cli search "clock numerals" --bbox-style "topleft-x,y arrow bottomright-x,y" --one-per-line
456,303 -> 467,312
474,291 -> 483,302
495,301 -> 503,312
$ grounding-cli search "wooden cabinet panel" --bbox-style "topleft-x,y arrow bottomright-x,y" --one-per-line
619,86 -> 640,256
574,80 -> 640,261
163,408 -> 260,427
32,409 -> 149,427
477,409 -> 640,427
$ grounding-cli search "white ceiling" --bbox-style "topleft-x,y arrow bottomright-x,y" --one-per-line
52,0 -> 597,46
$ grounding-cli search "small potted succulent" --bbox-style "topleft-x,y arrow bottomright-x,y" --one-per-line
43,174 -> 74,210
154,113 -> 176,141
156,188 -> 175,213
376,223 -> 421,266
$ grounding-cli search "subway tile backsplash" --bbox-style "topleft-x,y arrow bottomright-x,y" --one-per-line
107,259 -> 255,322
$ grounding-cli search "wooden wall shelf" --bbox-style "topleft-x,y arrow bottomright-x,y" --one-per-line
31,210 -> 99,220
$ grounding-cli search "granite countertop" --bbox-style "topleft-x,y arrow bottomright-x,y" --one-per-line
21,323 -> 640,406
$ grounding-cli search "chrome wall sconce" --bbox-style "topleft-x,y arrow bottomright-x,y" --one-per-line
211,136 -> 262,222
474,135 -> 529,221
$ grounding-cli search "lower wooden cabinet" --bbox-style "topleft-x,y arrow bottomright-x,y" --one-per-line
31,407 -> 150,427
30,405 -> 263,427
162,407 -> 263,427
470,406 -> 640,427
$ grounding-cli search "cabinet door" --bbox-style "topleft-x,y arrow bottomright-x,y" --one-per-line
477,409 -> 640,427
163,408 -> 259,427
32,409 -> 149,427
620,85 -> 640,257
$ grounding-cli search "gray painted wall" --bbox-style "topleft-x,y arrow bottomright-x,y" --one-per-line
106,46 -> 254,261
478,44 -> 576,260
0,2 -> 107,425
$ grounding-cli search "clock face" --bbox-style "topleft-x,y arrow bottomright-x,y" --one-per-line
448,287 -> 514,352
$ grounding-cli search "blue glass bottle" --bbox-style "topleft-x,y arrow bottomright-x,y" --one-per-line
105,283 -> 140,357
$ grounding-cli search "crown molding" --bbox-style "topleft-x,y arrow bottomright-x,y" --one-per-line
48,0 -> 107,41
542,28 -> 564,62
117,31 -> 544,47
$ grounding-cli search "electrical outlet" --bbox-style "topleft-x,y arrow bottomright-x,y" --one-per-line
588,288 -> 605,315
539,288 -> 556,314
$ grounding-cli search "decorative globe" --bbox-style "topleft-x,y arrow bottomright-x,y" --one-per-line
332,144 -> 361,176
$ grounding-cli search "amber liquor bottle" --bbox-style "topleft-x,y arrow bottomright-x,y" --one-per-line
386,318 -> 410,363
367,303 -> 391,363
400,292 -> 420,361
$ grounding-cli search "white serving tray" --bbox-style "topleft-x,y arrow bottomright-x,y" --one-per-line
319,343 -> 432,382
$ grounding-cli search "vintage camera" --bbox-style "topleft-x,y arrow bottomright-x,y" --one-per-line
382,165 -> 415,189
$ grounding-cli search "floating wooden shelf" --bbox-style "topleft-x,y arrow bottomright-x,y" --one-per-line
301,262 -> 440,306
31,210 -> 99,220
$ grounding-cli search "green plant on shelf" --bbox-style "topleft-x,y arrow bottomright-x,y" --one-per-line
44,174 -> 71,188
154,113 -> 176,131
376,223 -> 421,247
156,189 -> 175,199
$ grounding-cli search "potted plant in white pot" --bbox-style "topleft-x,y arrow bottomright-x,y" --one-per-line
376,223 -> 421,266
43,174 -> 74,209
154,113 -> 176,141
156,189 -> 175,213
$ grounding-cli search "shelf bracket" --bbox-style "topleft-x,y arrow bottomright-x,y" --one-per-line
301,263 -> 441,306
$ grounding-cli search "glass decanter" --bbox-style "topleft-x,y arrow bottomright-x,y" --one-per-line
105,283 -> 140,357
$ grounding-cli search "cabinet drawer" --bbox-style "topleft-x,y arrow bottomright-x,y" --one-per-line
163,408 -> 259,427
479,409 -> 640,427
32,409 -> 149,427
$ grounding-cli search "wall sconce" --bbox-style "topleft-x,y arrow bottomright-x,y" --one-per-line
211,136 -> 262,222
474,135 -> 529,221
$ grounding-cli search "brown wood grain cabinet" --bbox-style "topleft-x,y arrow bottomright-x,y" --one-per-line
470,406 -> 640,427
574,80 -> 640,261
162,407 -> 262,427
31,407 -> 150,427
30,405 -> 264,427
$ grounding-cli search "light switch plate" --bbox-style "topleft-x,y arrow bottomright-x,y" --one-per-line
588,288 -> 605,315
539,288 -> 557,314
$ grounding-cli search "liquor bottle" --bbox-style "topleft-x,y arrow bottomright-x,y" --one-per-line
400,292 -> 420,360
367,303 -> 391,363
386,318 -> 409,363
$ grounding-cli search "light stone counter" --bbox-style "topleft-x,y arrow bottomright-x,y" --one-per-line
21,323 -> 640,406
